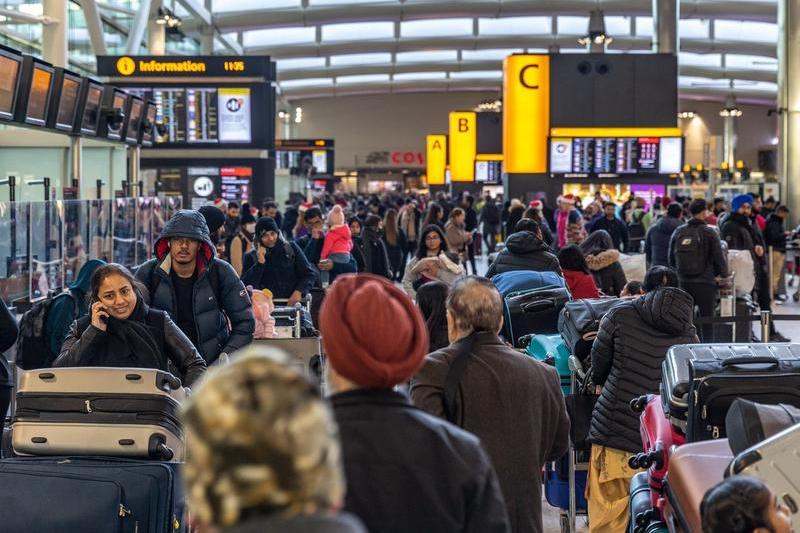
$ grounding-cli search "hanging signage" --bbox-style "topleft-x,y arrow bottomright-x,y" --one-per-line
503,54 -> 550,174
448,111 -> 476,182
426,134 -> 447,185
96,56 -> 274,79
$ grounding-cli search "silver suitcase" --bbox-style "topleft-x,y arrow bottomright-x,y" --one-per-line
728,422 -> 800,528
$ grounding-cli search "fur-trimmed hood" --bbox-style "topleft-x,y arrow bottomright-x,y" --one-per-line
585,249 -> 620,271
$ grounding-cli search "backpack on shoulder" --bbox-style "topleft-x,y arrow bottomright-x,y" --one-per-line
674,225 -> 707,277
16,292 -> 78,370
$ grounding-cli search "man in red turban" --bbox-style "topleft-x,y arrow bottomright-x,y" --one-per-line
321,274 -> 510,533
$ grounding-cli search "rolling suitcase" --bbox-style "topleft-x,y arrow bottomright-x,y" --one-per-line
251,337 -> 325,383
524,333 -> 571,393
272,305 -> 304,339
725,398 -> 800,455
629,472 -> 661,533
629,395 -> 686,511
504,286 -> 570,347
728,422 -> 800,529
0,456 -> 184,532
558,297 -> 624,361
661,343 -> 800,435
13,367 -> 184,460
491,270 -> 564,298
662,439 -> 732,533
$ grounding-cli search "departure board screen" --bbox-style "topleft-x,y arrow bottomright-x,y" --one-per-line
550,137 -> 682,177
81,84 -> 103,134
0,54 -> 21,119
26,65 -> 53,124
122,86 -> 252,145
56,75 -> 80,130
475,161 -> 503,184
125,98 -> 143,142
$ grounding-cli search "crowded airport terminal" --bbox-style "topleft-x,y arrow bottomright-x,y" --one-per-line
2,0 -> 800,532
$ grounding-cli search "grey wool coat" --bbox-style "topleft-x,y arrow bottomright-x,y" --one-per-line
411,331 -> 570,533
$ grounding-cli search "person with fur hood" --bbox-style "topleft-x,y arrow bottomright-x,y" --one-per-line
580,230 -> 627,297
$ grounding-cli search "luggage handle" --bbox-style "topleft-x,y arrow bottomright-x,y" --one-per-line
721,356 -> 780,368
521,299 -> 555,313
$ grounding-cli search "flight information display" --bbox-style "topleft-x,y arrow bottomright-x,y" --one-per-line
80,83 -> 103,134
0,53 -> 21,119
123,86 -> 251,145
25,65 -> 53,125
550,137 -> 683,177
475,161 -> 503,184
55,75 -> 80,130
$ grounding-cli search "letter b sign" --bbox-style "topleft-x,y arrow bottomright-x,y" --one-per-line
458,118 -> 469,132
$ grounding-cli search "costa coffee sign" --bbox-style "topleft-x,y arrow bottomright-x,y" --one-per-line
364,150 -> 425,167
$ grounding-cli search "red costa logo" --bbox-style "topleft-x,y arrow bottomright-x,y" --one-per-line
391,151 -> 424,165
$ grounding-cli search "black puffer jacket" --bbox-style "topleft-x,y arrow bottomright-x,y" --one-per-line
585,250 -> 627,297
721,212 -> 763,263
588,287 -> 698,452
136,210 -> 254,364
645,215 -> 682,267
486,231 -> 562,278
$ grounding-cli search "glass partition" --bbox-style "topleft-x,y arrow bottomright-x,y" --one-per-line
135,197 -> 154,268
113,198 -> 137,268
63,200 -> 91,287
89,199 -> 113,263
0,202 -> 29,305
29,201 -> 64,299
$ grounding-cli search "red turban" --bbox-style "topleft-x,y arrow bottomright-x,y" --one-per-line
320,274 -> 429,388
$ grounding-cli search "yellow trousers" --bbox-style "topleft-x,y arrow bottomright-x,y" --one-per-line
772,251 -> 785,295
586,444 -> 637,533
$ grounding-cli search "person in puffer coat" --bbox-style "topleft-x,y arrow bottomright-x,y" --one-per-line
580,230 -> 627,297
486,219 -> 561,278
644,203 -> 684,267
586,286 -> 698,532
136,210 -> 254,365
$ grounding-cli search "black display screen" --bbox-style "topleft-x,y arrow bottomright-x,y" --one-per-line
550,136 -> 681,177
141,102 -> 157,145
26,65 -> 53,124
0,54 -> 21,119
56,75 -> 80,130
81,84 -> 103,133
126,98 -> 143,142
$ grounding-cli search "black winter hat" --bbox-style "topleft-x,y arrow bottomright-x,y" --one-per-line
255,216 -> 279,237
241,211 -> 257,225
198,205 -> 226,234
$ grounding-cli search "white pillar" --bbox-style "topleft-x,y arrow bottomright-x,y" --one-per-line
778,0 -> 800,221
42,0 -> 68,67
652,0 -> 679,54
148,2 -> 166,55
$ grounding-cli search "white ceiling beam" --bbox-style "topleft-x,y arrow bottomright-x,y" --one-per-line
75,0 -> 107,56
125,0 -> 151,54
0,7 -> 55,25
176,0 -> 211,27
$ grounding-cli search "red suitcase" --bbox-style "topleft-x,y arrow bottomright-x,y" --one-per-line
629,395 -> 686,513
662,439 -> 733,533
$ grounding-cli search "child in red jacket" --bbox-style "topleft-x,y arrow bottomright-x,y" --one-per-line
320,205 -> 353,286
558,245 -> 601,299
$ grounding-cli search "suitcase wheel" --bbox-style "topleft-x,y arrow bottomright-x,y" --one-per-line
148,434 -> 174,461
629,395 -> 649,413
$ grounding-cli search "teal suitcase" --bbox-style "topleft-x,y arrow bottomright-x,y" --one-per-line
525,333 -> 571,394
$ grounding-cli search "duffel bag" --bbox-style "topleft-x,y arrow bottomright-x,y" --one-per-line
726,398 -> 800,455
504,285 -> 570,347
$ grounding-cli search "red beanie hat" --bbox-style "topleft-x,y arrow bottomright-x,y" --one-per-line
320,274 -> 429,388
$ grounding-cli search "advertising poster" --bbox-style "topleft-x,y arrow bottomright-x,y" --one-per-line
217,87 -> 251,143
549,138 -> 572,174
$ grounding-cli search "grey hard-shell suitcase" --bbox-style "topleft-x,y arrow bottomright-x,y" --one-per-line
728,422 -> 800,529
660,343 -> 800,432
725,399 -> 800,455
12,367 -> 185,460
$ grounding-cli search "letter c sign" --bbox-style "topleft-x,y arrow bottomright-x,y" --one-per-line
519,64 -> 540,89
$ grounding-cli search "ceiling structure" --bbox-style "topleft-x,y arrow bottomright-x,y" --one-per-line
0,0 -> 784,104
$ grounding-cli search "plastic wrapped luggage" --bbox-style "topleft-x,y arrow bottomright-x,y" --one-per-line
725,399 -> 800,455
558,297 -> 624,361
620,253 -> 646,283
629,395 -> 686,510
728,249 -> 755,296
504,286 -> 570,347
491,270 -> 564,298
0,456 -> 184,533
662,439 -> 732,533
728,422 -> 800,529
12,367 -> 185,460
525,333 -> 571,393
661,343 -> 800,435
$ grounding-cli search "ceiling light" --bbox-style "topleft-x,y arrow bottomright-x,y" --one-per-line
678,111 -> 696,119
156,7 -> 181,28
578,9 -> 613,48
772,136 -> 780,145
720,107 -> 743,118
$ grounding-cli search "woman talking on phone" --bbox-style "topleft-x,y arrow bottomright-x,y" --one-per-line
54,263 -> 207,386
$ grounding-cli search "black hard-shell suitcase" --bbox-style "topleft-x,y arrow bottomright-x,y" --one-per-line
660,343 -> 800,433
687,353 -> 800,441
628,472 -> 654,533
0,456 -> 184,532
504,286 -> 570,347
725,399 -> 800,455
558,297 -> 624,361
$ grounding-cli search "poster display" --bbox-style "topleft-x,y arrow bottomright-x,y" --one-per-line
550,137 -> 683,177
217,88 -> 251,142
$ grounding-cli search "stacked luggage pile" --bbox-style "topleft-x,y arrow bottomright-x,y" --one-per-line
628,343 -> 800,533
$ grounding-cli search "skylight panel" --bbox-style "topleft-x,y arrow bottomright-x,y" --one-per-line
322,21 -> 394,42
725,54 -> 778,71
557,16 -> 588,36
336,74 -> 391,84
715,20 -> 778,43
679,52 -> 722,68
461,49 -> 522,61
280,78 -> 333,88
396,50 -> 458,63
214,0 -> 300,12
401,18 -> 473,38
449,70 -> 502,80
679,19 -> 709,39
604,16 -> 631,36
478,17 -> 551,36
243,26 -> 316,47
635,16 -> 653,37
330,53 -> 392,66
393,72 -> 447,81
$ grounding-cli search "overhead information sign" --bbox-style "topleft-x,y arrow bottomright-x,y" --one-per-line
96,56 -> 274,79
503,54 -> 550,174
549,136 -> 683,177
449,112 -> 476,182
426,134 -> 447,186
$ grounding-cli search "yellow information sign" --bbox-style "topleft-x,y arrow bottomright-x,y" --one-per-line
449,111 -> 477,182
503,54 -> 550,174
426,134 -> 447,186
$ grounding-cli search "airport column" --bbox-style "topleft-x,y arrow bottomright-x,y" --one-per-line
148,1 -> 166,55
652,0 -> 678,54
778,0 -> 800,223
42,0 -> 68,67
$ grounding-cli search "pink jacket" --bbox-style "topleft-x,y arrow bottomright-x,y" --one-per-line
321,224 -> 353,259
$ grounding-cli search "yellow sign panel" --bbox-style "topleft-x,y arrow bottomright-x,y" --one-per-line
116,57 -> 136,76
549,127 -> 683,137
426,134 -> 447,186
115,57 -> 208,76
449,112 -> 477,182
503,54 -> 550,174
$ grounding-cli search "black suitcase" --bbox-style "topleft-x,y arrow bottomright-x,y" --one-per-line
0,456 -> 184,532
661,343 -> 800,434
557,297 -> 624,361
687,354 -> 800,441
504,286 -> 570,347
725,398 -> 800,455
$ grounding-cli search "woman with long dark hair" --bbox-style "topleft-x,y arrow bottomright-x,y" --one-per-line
558,245 -> 600,299
416,281 -> 450,353
580,230 -> 627,297
383,208 -> 408,282
421,203 -> 445,230
55,263 -> 207,386
402,224 -> 464,299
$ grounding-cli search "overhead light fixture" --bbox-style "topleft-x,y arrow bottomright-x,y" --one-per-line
475,99 -> 502,112
294,106 -> 303,124
156,7 -> 181,28
578,9 -> 613,48
678,111 -> 696,119
719,107 -> 742,118
772,136 -> 780,145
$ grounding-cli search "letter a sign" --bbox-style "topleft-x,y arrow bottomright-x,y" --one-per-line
426,134 -> 447,185
449,111 -> 477,182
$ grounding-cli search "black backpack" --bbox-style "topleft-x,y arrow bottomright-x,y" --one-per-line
16,292 -> 78,370
674,224 -> 707,277
628,211 -> 646,240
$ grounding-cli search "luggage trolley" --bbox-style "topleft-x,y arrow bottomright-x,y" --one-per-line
563,355 -> 591,533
